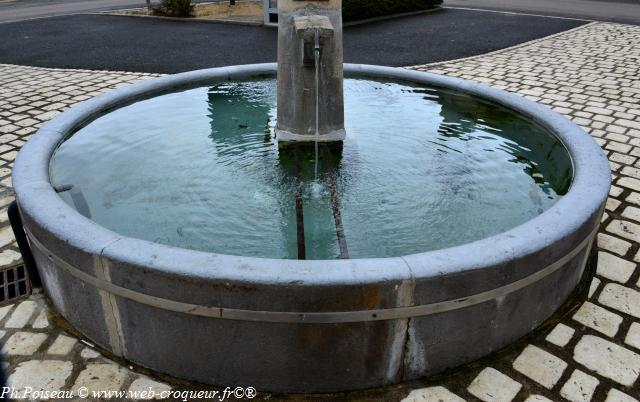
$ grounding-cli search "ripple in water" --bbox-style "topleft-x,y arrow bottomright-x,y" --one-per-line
50,78 -> 573,259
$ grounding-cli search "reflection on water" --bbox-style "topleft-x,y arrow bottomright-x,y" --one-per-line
207,81 -> 276,165
50,78 -> 573,259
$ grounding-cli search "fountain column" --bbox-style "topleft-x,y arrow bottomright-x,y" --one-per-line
276,0 -> 346,142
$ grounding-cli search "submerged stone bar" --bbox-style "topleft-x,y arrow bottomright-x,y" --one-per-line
292,146 -> 307,259
321,144 -> 349,259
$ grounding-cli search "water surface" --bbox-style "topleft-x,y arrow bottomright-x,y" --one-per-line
50,78 -> 572,259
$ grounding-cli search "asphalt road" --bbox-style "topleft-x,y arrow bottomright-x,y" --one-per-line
2,0 -> 639,25
445,0 -> 640,25
0,9 -> 586,73
0,0 -> 215,23
0,0 -> 146,23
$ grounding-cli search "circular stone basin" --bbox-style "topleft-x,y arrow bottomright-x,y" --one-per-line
13,64 -> 610,393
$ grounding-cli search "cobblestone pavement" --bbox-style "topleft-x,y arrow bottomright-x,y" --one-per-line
1,21 -> 640,401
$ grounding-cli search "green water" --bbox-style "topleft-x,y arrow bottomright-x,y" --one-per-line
50,78 -> 572,259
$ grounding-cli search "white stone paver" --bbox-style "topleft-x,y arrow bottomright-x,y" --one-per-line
0,249 -> 21,267
0,304 -> 13,321
625,322 -> 640,351
8,360 -> 73,395
574,335 -> 640,386
596,252 -> 636,283
546,323 -> 575,347
32,308 -> 49,329
80,346 -> 101,359
622,206 -> 640,223
47,334 -> 77,355
2,331 -> 47,355
128,377 -> 172,400
513,345 -> 567,389
4,300 -> 36,328
2,20 -> 640,401
559,369 -> 599,402
0,226 -> 15,248
524,396 -> 553,402
572,302 -> 623,337
589,278 -> 602,299
606,220 -> 640,244
597,234 -> 631,256
72,363 -> 128,393
605,389 -> 639,402
598,284 -> 640,319
467,367 -> 522,402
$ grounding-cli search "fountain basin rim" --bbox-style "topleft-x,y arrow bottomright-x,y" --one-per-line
13,63 -> 611,288
23,223 -> 599,323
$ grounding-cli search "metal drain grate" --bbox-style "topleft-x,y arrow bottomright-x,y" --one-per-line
0,264 -> 31,305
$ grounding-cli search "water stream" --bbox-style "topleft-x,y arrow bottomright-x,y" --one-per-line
314,28 -> 320,182
309,28 -> 323,199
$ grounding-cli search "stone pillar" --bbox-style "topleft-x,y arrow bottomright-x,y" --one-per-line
276,0 -> 346,143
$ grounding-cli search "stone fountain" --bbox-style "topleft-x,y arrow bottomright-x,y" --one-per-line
11,0 -> 610,393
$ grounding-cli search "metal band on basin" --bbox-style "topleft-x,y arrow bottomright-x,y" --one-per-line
25,226 -> 597,324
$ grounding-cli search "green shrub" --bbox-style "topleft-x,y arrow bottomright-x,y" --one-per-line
342,0 -> 442,22
153,0 -> 194,17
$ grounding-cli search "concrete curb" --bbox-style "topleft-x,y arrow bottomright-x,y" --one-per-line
95,5 -> 443,28
91,10 -> 264,26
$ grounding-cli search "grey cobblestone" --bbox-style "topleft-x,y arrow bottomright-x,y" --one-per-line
573,302 -> 623,337
574,335 -> 640,386
513,345 -> 567,389
72,363 -> 128,394
5,300 -> 37,328
597,235 -> 632,257
2,331 -> 47,355
467,367 -> 522,402
605,388 -> 639,402
560,369 -> 599,402
596,252 -> 636,283
401,387 -> 465,402
625,323 -> 640,351
47,334 -> 77,355
599,283 -> 640,319
7,360 -> 73,394
546,323 -> 576,347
